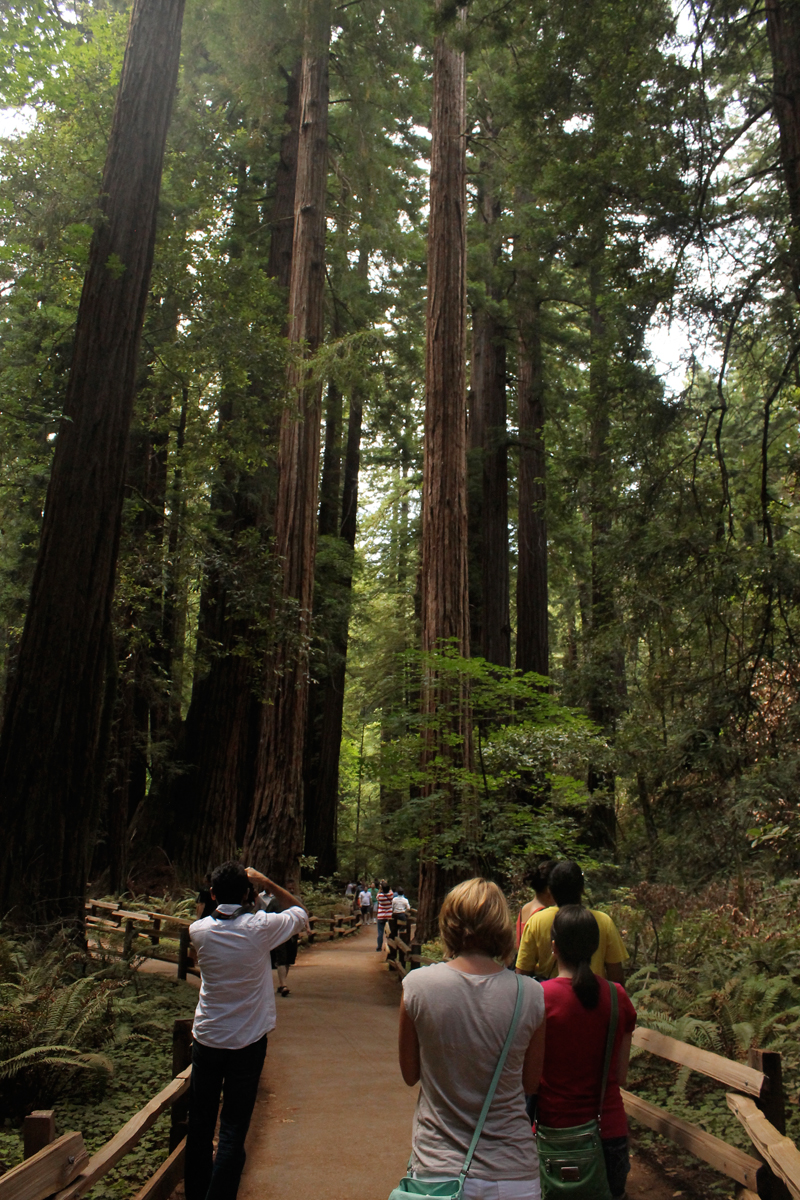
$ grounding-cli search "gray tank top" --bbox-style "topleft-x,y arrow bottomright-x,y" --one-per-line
402,964 -> 544,1180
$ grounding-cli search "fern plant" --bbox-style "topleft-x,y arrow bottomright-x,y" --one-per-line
0,934 -> 127,1117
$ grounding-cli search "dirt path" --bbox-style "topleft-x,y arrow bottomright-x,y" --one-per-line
238,926 -> 416,1200
233,928 -> 682,1200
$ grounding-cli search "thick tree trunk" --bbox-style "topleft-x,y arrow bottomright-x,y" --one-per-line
586,258 -> 623,851
470,180 -> 509,667
267,61 -> 302,292
516,309 -> 549,678
417,4 -> 471,943
244,0 -> 331,891
765,0 -> 800,301
169,61 -> 303,882
303,390 -> 363,878
0,0 -> 184,926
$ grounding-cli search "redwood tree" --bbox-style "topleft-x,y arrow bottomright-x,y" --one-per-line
765,0 -> 800,301
516,308 -> 549,679
416,1 -> 471,942
0,0 -> 185,925
244,0 -> 332,891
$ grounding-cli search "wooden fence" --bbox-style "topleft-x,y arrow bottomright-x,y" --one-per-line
622,1028 -> 800,1200
0,1020 -> 193,1200
84,900 -> 361,980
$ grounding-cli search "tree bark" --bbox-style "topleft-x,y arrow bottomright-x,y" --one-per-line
765,0 -> 800,302
516,309 -> 549,678
0,0 -> 185,926
469,177 -> 509,667
303,389 -> 363,877
586,257 -> 623,851
417,3 -> 471,943
244,0 -> 331,891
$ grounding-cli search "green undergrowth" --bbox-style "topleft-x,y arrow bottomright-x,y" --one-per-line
604,877 -> 800,1175
0,941 -> 197,1199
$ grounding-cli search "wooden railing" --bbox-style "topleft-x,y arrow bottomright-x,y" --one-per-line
85,900 -> 361,980
623,1028 -> 800,1200
0,1021 -> 193,1200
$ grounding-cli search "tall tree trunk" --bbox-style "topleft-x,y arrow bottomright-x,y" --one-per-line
304,389 -> 363,877
516,307 -> 549,678
765,0 -> 800,302
267,61 -> 302,292
470,177 -> 509,667
0,0 -> 185,926
586,256 -> 623,851
244,0 -> 332,891
416,2 -> 471,943
169,62 -> 303,882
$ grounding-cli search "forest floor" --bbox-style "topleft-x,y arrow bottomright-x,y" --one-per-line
172,927 -> 695,1200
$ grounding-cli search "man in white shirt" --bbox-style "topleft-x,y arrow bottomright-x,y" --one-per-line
391,887 -> 412,939
184,861 -> 307,1200
358,885 -> 372,924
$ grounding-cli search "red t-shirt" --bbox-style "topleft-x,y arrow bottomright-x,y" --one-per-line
537,977 -> 636,1139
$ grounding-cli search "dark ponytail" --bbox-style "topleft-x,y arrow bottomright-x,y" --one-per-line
552,905 -> 601,1010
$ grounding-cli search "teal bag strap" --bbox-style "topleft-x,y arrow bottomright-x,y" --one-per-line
458,974 -> 525,1184
597,979 -> 619,1121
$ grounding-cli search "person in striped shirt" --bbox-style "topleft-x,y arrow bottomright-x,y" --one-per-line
375,880 -> 395,951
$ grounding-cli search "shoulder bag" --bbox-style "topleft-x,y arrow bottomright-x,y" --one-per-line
536,979 -> 619,1200
388,973 -> 525,1200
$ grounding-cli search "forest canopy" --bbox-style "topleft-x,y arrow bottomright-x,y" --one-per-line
0,0 -> 798,934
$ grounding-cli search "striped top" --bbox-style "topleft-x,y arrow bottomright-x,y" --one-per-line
376,890 -> 394,919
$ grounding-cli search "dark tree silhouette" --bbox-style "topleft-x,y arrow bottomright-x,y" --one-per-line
0,0 -> 185,925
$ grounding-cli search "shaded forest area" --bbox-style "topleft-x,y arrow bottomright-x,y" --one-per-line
1,0 -> 800,938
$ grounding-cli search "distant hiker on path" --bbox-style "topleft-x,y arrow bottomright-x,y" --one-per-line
516,861 -> 628,983
376,880 -> 394,951
359,884 -> 372,924
391,887 -> 412,939
185,861 -> 307,1200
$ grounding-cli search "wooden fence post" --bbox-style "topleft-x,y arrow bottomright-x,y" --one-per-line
170,1019 -> 193,1152
748,1049 -> 789,1200
23,1111 -> 55,1158
410,942 -> 421,971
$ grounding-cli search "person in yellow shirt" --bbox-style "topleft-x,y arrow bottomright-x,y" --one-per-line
516,860 -> 628,984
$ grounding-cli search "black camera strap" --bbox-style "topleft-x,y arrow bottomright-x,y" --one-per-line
212,906 -> 245,920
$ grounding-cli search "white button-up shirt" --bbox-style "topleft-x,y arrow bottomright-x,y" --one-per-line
190,904 -> 307,1049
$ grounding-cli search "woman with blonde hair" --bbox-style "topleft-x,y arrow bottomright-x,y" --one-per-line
398,878 -> 546,1199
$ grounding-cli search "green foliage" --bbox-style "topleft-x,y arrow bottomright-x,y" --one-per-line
0,934 -> 197,1196
606,878 -> 800,1151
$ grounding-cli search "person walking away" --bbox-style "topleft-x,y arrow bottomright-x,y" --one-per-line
516,861 -> 628,983
259,891 -> 299,996
185,861 -> 307,1200
375,880 -> 394,951
358,884 -> 372,925
345,881 -> 355,899
516,860 -> 555,951
398,877 -> 546,1198
370,880 -> 378,922
536,906 -> 637,1199
391,886 -> 412,940
196,873 -> 215,920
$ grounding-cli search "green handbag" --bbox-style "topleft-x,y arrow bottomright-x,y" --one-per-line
536,979 -> 619,1200
388,975 -> 525,1200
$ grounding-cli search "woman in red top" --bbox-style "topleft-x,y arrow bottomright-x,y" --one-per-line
536,906 -> 636,1199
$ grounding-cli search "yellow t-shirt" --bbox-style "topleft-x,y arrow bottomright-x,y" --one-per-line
516,906 -> 628,978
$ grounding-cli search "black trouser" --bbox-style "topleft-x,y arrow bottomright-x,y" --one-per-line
184,1034 -> 267,1200
602,1135 -> 630,1198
